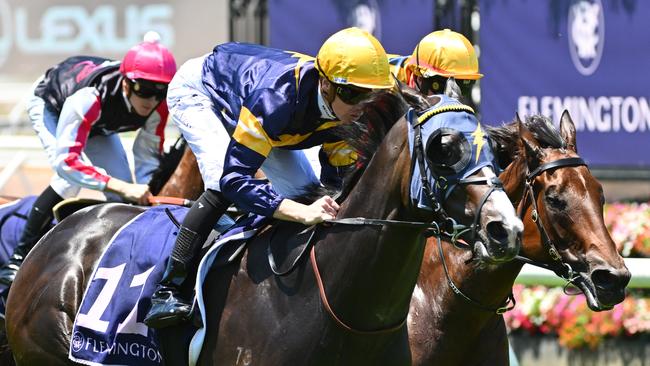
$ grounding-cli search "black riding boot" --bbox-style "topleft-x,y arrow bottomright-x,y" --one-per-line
144,189 -> 230,328
0,186 -> 62,286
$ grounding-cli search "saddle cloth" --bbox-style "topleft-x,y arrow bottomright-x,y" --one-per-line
0,196 -> 38,267
68,205 -> 261,366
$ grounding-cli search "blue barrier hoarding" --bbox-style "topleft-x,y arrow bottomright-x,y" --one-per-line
269,0 -> 434,57
480,0 -> 648,168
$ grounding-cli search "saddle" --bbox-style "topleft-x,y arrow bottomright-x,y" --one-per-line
264,221 -> 317,276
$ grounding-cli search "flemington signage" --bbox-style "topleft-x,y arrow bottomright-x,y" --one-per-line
0,0 -> 226,80
480,0 -> 650,168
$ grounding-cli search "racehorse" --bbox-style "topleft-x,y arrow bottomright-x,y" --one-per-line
403,111 -> 631,365
5,90 -> 523,365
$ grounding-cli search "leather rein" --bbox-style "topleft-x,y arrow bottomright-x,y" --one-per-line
268,116 -> 505,335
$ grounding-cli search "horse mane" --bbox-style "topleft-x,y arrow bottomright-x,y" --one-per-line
148,136 -> 187,195
487,114 -> 566,167
297,82 -> 429,203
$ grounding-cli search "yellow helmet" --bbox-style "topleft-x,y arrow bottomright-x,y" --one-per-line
408,29 -> 483,80
315,27 -> 394,89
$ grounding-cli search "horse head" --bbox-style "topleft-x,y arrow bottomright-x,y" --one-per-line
403,93 -> 522,264
511,110 -> 630,310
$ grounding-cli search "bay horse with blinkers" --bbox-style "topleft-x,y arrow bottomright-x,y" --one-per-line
5,89 -> 523,365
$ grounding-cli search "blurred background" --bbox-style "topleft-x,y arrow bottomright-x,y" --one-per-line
0,1 -> 648,364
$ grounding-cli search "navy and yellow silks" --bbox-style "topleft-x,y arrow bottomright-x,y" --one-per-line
201,43 -> 356,216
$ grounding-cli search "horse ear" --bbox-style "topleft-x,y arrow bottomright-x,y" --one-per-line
517,114 -> 543,167
560,110 -> 577,152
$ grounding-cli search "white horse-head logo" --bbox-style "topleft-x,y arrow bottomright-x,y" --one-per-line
568,0 -> 604,76
347,1 -> 382,40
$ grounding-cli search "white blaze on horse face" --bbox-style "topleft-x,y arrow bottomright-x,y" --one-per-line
481,167 -> 523,243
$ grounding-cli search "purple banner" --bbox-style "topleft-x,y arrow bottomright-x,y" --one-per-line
269,0 -> 434,57
480,0 -> 649,168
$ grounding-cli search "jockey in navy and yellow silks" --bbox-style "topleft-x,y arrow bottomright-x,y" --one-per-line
143,27 -> 395,329
389,29 -> 483,96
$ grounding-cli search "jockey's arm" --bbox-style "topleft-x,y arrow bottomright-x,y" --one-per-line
54,87 -> 151,204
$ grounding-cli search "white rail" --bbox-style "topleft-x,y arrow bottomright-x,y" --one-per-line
516,258 -> 650,288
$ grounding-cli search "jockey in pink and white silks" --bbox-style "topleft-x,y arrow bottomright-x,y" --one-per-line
143,27 -> 396,328
0,32 -> 177,286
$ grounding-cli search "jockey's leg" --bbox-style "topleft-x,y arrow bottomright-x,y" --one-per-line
144,188 -> 230,328
0,185 -> 63,286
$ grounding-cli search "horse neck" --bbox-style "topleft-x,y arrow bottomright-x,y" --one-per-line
411,157 -> 531,364
158,147 -> 203,200
316,122 -> 426,330
411,242 -> 522,364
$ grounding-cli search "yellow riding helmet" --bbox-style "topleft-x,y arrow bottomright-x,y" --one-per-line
408,29 -> 483,80
315,27 -> 394,89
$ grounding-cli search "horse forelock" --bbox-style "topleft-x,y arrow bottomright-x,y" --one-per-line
487,114 -> 566,164
524,115 -> 566,149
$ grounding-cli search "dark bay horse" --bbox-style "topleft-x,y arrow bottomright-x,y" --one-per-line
403,111 -> 631,365
5,91 -> 523,365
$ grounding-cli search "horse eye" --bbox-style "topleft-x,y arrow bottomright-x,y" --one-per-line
545,194 -> 567,210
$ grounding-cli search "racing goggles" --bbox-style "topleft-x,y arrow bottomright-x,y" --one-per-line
334,84 -> 372,105
128,79 -> 168,101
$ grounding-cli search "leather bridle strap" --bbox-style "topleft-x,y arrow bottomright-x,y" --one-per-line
527,157 -> 586,181
514,157 -> 587,279
436,234 -> 516,314
310,245 -> 407,335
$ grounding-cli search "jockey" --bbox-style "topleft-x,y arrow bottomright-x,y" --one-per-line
0,32 -> 177,286
143,27 -> 395,328
389,29 -> 482,97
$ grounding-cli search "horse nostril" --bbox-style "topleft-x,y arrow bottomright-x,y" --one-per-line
591,268 -> 631,291
486,221 -> 508,243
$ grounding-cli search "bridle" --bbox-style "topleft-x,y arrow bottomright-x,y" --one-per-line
433,155 -> 589,315
513,157 -> 588,283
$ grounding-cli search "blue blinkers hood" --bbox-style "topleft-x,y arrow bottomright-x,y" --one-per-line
408,95 -> 500,211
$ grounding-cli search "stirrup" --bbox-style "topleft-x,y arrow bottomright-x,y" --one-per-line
0,263 -> 20,286
144,293 -> 193,328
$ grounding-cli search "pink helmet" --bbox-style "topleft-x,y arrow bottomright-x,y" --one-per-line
120,31 -> 177,84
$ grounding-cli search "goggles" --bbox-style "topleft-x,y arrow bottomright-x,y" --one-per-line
127,78 -> 168,101
334,84 -> 372,105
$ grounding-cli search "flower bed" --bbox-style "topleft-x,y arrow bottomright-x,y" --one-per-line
505,285 -> 650,349
505,202 -> 650,349
605,201 -> 650,257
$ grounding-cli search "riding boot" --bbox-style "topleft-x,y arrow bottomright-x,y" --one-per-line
144,189 -> 230,328
0,186 -> 62,286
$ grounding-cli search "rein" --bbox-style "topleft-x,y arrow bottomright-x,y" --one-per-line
287,126 -> 505,333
